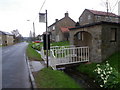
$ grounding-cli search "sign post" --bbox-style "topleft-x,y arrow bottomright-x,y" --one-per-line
39,10 -> 49,68
45,10 -> 49,68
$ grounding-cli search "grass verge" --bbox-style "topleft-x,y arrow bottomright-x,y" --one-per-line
76,51 -> 120,87
77,52 -> 120,76
26,43 -> 43,61
34,67 -> 82,88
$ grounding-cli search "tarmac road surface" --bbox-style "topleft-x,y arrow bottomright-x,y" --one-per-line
2,42 -> 31,88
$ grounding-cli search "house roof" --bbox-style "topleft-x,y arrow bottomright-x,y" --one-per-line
69,21 -> 120,30
0,31 -> 13,35
87,9 -> 119,17
48,13 -> 76,28
60,27 -> 70,33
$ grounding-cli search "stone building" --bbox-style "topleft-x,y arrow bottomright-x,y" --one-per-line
48,12 -> 76,42
79,9 -> 120,25
69,21 -> 120,62
69,9 -> 120,62
0,31 -> 14,46
0,31 -> 7,45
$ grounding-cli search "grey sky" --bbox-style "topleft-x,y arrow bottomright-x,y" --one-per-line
0,0 -> 119,37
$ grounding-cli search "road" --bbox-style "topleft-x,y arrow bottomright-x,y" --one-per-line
2,42 -> 31,88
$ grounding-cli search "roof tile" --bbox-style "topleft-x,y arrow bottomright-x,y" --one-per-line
88,9 -> 118,17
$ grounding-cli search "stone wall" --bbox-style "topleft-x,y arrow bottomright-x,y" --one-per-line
79,9 -> 120,26
0,35 -> 7,46
79,10 -> 95,25
6,35 -> 14,45
55,13 -> 75,42
101,24 -> 120,61
69,25 -> 102,62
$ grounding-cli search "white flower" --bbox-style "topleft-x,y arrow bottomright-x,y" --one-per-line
101,74 -> 103,77
98,67 -> 101,71
106,61 -> 108,63
103,71 -> 106,75
97,64 -> 100,67
110,67 -> 113,70
106,63 -> 110,66
100,85 -> 103,87
108,71 -> 112,74
104,80 -> 107,84
106,75 -> 109,79
101,76 -> 104,80
98,71 -> 100,74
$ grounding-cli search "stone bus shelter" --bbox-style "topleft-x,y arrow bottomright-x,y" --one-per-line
69,21 -> 120,62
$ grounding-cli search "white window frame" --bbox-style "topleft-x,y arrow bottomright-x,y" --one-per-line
53,26 -> 55,30
88,15 -> 91,20
110,28 -> 117,42
78,32 -> 83,40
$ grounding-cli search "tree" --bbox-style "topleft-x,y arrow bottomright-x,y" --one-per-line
11,29 -> 23,43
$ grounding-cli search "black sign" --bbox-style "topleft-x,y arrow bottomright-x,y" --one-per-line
43,34 -> 50,50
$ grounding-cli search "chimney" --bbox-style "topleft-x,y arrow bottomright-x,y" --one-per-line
55,19 -> 58,22
65,11 -> 69,17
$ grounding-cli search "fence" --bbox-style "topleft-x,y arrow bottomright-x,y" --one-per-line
49,46 -> 89,70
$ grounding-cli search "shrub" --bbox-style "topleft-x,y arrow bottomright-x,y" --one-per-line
94,61 -> 120,88
32,43 -> 41,51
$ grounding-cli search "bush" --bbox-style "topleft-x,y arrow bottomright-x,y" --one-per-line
32,43 -> 41,51
94,61 -> 120,88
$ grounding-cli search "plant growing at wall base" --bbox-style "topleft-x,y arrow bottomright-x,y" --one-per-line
94,61 -> 120,88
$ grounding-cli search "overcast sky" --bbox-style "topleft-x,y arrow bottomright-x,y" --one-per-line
0,0 -> 119,37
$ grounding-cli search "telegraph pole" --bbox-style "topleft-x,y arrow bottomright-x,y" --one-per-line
106,0 -> 109,15
118,1 -> 120,15
33,22 -> 35,41
45,10 -> 49,68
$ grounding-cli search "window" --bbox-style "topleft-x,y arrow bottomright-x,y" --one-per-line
110,28 -> 117,42
80,17 -> 83,22
53,26 -> 55,30
88,15 -> 91,20
78,32 -> 83,40
96,16 -> 101,21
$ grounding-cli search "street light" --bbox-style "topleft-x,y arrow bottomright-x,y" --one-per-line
27,20 -> 36,41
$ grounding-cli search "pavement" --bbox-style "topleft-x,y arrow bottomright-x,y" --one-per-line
26,57 -> 45,89
30,61 -> 44,72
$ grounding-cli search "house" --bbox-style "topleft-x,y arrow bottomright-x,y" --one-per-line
36,34 -> 42,41
0,31 -> 14,46
0,31 -> 6,45
69,9 -> 120,63
48,12 -> 76,42
79,9 -> 120,25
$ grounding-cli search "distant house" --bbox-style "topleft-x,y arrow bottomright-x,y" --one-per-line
36,34 -> 43,41
69,9 -> 120,63
0,31 -> 14,46
48,12 -> 76,42
79,9 -> 120,25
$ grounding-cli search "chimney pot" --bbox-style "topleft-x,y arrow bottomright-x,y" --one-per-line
55,19 -> 58,22
65,12 -> 69,17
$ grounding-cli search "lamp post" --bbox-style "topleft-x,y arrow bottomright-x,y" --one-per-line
27,20 -> 36,41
